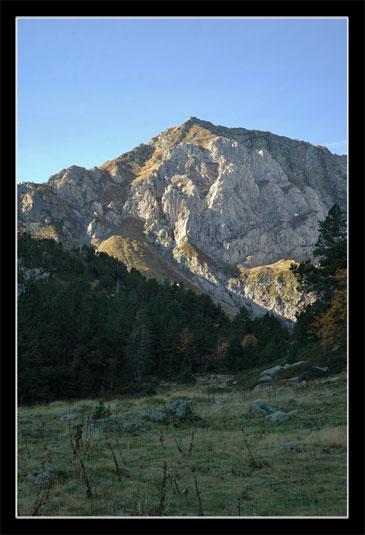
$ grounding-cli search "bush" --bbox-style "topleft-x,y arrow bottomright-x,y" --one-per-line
142,383 -> 157,395
92,400 -> 111,420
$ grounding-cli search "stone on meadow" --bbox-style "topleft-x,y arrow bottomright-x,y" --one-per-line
283,443 -> 296,451
250,399 -> 276,415
265,410 -> 291,422
260,365 -> 282,378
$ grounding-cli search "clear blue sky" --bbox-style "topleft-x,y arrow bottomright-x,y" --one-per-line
17,17 -> 348,183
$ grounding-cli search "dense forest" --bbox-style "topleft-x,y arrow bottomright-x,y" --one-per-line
17,205 -> 347,404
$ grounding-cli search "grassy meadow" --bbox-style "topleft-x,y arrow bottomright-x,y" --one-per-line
17,371 -> 347,517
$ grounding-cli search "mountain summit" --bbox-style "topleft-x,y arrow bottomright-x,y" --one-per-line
18,118 -> 347,321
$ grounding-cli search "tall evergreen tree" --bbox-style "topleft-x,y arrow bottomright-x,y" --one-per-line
290,204 -> 347,354
290,204 -> 347,303
313,203 -> 347,256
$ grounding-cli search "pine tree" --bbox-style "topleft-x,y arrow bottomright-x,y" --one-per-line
313,204 -> 347,257
290,204 -> 347,360
290,204 -> 347,303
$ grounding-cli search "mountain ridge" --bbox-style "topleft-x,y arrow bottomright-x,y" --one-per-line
17,118 -> 347,322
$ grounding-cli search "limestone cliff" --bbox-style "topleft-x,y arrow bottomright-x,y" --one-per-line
17,117 -> 347,322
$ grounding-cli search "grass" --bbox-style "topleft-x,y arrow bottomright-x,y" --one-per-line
17,371 -> 347,517
183,124 -> 218,150
96,218 -> 200,292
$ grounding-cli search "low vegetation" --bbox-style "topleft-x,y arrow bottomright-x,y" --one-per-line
17,371 -> 347,517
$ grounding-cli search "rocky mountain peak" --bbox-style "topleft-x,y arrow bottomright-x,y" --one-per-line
17,118 -> 346,322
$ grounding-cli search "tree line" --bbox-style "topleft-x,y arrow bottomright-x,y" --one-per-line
17,204 -> 347,404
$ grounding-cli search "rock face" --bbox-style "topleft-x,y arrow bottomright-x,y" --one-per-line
17,117 -> 347,322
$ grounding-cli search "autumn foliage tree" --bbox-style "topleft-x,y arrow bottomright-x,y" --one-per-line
237,333 -> 259,370
311,268 -> 347,350
209,340 -> 229,361
241,333 -> 258,349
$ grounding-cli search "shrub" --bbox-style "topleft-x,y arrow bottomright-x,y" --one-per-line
92,400 -> 111,420
142,382 -> 157,396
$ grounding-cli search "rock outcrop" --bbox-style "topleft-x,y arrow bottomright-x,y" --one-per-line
17,117 -> 347,322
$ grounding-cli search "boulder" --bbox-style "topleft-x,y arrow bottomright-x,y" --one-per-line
260,365 -> 282,378
258,374 -> 273,383
250,399 -> 276,415
282,360 -> 306,369
298,366 -> 329,381
313,366 -> 329,372
265,411 -> 291,422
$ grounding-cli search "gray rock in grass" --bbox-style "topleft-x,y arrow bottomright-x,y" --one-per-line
265,410 -> 291,422
250,399 -> 276,415
283,443 -> 296,451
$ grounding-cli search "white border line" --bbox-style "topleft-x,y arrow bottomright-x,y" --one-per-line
15,15 -> 349,520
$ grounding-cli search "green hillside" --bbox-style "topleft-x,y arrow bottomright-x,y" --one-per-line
17,202 -> 346,406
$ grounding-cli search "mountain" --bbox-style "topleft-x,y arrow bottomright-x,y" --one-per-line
17,117 -> 347,322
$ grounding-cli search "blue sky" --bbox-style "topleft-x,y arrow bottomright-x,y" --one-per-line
17,17 -> 348,183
